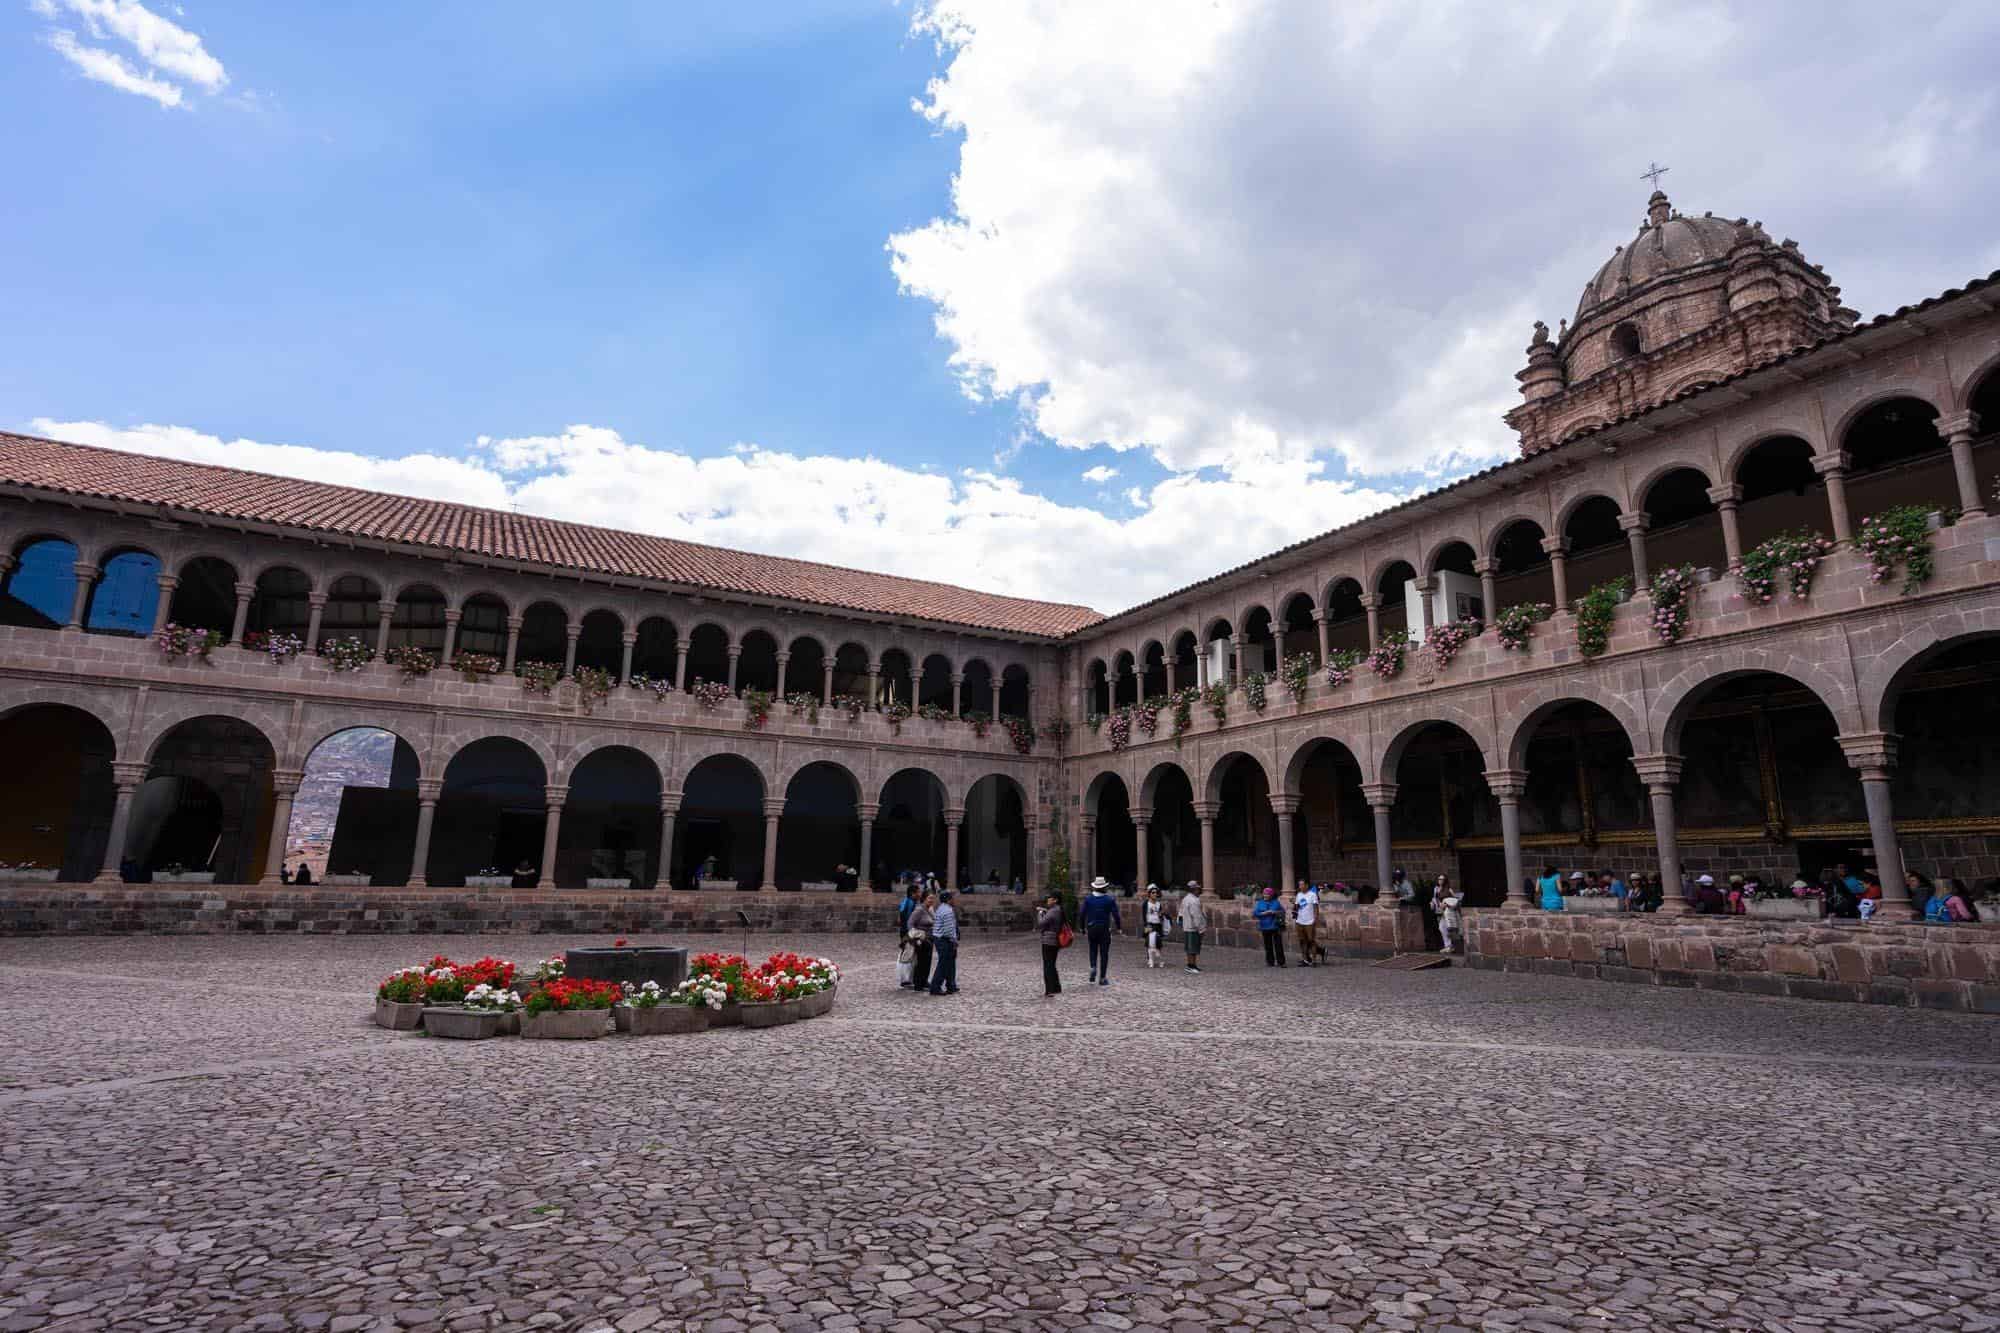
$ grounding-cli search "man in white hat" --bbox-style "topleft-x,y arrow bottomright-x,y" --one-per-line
1692,873 -> 1725,914
1079,875 -> 1122,986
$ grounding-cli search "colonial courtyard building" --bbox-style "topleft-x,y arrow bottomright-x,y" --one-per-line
3,187 -> 1999,1004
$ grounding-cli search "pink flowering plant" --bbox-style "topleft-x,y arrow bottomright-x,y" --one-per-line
1001,713 -> 1037,754
741,687 -> 773,731
516,660 -> 561,696
1280,652 -> 1314,704
454,652 -> 502,682
243,630 -> 305,663
957,708 -> 991,739
1369,629 -> 1410,679
785,692 -> 821,724
1106,706 -> 1132,751
1573,578 -> 1630,659
1735,530 -> 1834,604
1242,671 -> 1268,714
1494,603 -> 1551,652
1648,564 -> 1698,646
1323,648 -> 1362,688
1857,505 -> 1935,595
1421,618 -> 1481,671
1167,686 -> 1197,744
689,677 -> 732,710
155,623 -> 224,660
1132,700 -> 1159,737
628,671 -> 674,700
880,698 -> 911,734
319,635 -> 376,673
1201,682 -> 1228,726
832,693 -> 867,723
384,644 -> 437,679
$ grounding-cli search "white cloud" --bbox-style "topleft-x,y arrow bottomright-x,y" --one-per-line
28,419 -> 1409,613
1080,464 -> 1118,483
36,0 -> 226,107
890,0 -> 2000,480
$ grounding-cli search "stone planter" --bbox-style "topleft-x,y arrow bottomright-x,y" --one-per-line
0,868 -> 59,883
1925,510 -> 1946,532
613,1002 -> 633,1033
1747,895 -> 1826,921
698,879 -> 740,892
321,874 -> 371,887
153,872 -> 216,884
709,999 -> 743,1028
494,1010 -> 521,1036
738,1001 -> 796,1029
374,998 -> 425,1030
1558,895 -> 1625,914
465,876 -> 513,890
422,1007 -> 501,1040
521,1008 -> 611,1040
586,877 -> 632,890
796,989 -> 833,1018
626,1004 -> 709,1036
800,880 -> 837,893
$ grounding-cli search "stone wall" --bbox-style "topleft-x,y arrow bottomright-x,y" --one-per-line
0,885 -> 1037,938
1465,907 -> 2000,1013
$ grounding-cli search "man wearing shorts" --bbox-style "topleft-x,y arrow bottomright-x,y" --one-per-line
1178,880 -> 1207,974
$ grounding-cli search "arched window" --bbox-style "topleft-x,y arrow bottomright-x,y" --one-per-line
1610,322 -> 1642,360
2,537 -> 80,629
85,549 -> 162,635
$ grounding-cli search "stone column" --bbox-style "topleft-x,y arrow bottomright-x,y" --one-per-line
1708,483 -> 1745,568
261,769 -> 305,885
1939,411 -> 1986,519
906,671 -> 920,710
620,630 -> 637,683
305,593 -> 329,650
1268,795 -> 1299,891
1314,612 -> 1330,666
151,574 -> 178,633
408,778 -> 443,887
1192,801 -> 1218,894
228,582 -> 255,645
1080,814 -> 1097,883
760,797 -> 784,891
563,626 -> 580,676
674,641 -> 689,691
1412,576 -> 1436,633
1359,594 -> 1382,652
503,614 -> 523,672
1473,560 -> 1498,627
1839,733 -> 1909,916
1133,811 -> 1151,890
866,663 -> 881,706
945,808 -> 964,892
655,792 -> 681,889
1813,450 -> 1854,545
726,645 -> 741,693
775,651 -> 790,698
1482,770 -> 1529,907
951,672 -> 963,716
374,600 -> 396,659
1631,754 -> 1688,914
990,678 -> 1002,718
1541,535 -> 1572,609
441,610 -> 462,665
95,761 -> 152,883
537,785 -> 566,890
65,562 -> 97,629
858,801 -> 878,892
1165,659 -> 1178,695
1618,512 -> 1651,590
1361,782 -> 1397,894
1229,637 -> 1243,687
823,660 -> 835,707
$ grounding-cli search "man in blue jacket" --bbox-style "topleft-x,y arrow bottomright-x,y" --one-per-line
1081,876 -> 1123,987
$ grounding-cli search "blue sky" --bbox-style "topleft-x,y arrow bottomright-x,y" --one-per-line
5,2 -> 1997,612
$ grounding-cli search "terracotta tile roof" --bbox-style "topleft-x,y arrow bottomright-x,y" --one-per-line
0,432 -> 1103,638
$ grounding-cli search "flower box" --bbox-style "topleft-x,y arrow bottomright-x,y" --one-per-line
153,872 -> 216,884
0,868 -> 59,883
586,877 -> 632,890
624,1004 -> 709,1036
374,998 -> 425,1031
796,989 -> 834,1018
738,1000 -> 796,1029
1560,895 -> 1625,915
698,878 -> 740,892
1747,896 -> 1825,921
465,876 -> 513,890
321,874 -> 370,887
800,880 -> 838,893
494,1011 -> 521,1037
709,999 -> 742,1027
521,1009 -> 610,1040
422,1007 -> 501,1040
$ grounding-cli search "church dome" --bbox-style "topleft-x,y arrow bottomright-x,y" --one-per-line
1574,190 -> 1757,321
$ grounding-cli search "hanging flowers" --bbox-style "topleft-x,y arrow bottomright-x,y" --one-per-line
455,652 -> 503,683
573,666 -> 615,713
741,687 -> 773,731
1242,671 -> 1268,714
1106,706 -> 1132,751
1281,652 -> 1315,704
1133,700 -> 1160,737
785,691 -> 820,724
384,644 -> 437,680
1648,564 -> 1698,646
1168,686 -> 1197,744
1573,578 -> 1630,659
881,699 -> 911,734
917,702 -> 954,724
627,671 -> 674,700
1857,505 -> 1936,595
155,623 -> 224,660
832,693 -> 867,723
1369,629 -> 1410,679
1494,603 -> 1552,652
1001,714 -> 1037,754
961,709 -> 991,739
319,635 -> 376,673
517,660 -> 562,696
690,678 -> 731,710
1323,648 -> 1363,688
1421,618 -> 1481,671
242,630 -> 304,663
1085,712 -> 1106,734
1201,681 -> 1228,726
1735,530 -> 1834,604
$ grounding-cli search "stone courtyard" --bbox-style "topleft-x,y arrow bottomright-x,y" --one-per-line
2,932 -> 1997,1332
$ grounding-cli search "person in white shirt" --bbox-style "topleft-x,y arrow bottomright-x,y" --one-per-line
1142,884 -> 1168,968
1293,879 -> 1323,966
1177,881 -> 1208,974
1435,874 -> 1464,955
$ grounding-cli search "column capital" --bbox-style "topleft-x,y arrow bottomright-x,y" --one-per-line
1190,800 -> 1219,822
1937,410 -> 1980,440
621,628 -> 638,645
1811,449 -> 1850,477
1410,574 -> 1436,593
1312,609 -> 1329,625
565,624 -> 581,641
111,760 -> 152,787
444,608 -> 462,625
71,560 -> 99,578
1616,511 -> 1650,533
1706,483 -> 1743,507
1131,805 -> 1153,825
154,572 -> 180,590
660,791 -> 683,815
943,807 -> 965,829
1356,592 -> 1382,610
857,801 -> 880,821
762,797 -> 787,818
416,777 -> 444,802
376,599 -> 398,616
1630,752 -> 1684,788
949,671 -> 963,684
1481,768 -> 1528,801
1359,781 -> 1398,810
504,611 -> 522,627
1266,794 -> 1301,816
270,768 -> 306,797
1539,534 -> 1571,557
309,591 -> 330,609
1837,731 -> 1899,773
775,649 -> 790,663
1471,557 -> 1497,576
233,581 -> 256,598
1079,813 -> 1098,832
543,783 -> 569,807
726,644 -> 742,659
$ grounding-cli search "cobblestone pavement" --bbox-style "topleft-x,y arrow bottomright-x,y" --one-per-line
1,930 -> 1997,1332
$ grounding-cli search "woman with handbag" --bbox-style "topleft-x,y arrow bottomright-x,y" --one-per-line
1037,893 -> 1069,997
907,892 -> 936,996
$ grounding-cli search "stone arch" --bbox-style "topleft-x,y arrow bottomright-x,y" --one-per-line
1553,488 -> 1627,534
1235,598 -> 1274,640
780,755 -> 863,805
0,685 -> 126,759
1376,708 -> 1494,785
1634,459 -> 1715,510
291,714 -> 428,775
1481,511 -> 1549,559
674,739 -> 772,798
168,548 -> 241,582
136,700 -> 289,765
1082,766 -> 1128,810
1654,650 -> 1862,753
1201,615 -> 1234,643
1138,758 -> 1195,808
432,724 -> 560,782
1858,622 -> 2000,733
248,558 -> 320,594
878,764 -> 947,808
1202,748 -> 1270,805
1366,554 -> 1419,598
1722,425 -> 1825,484
787,629 -> 832,659
1281,732 -> 1367,794
1828,385 -> 1946,448
84,535 -> 166,571
1499,684 -> 1646,772
554,735 -> 664,788
1420,535 -> 1480,576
